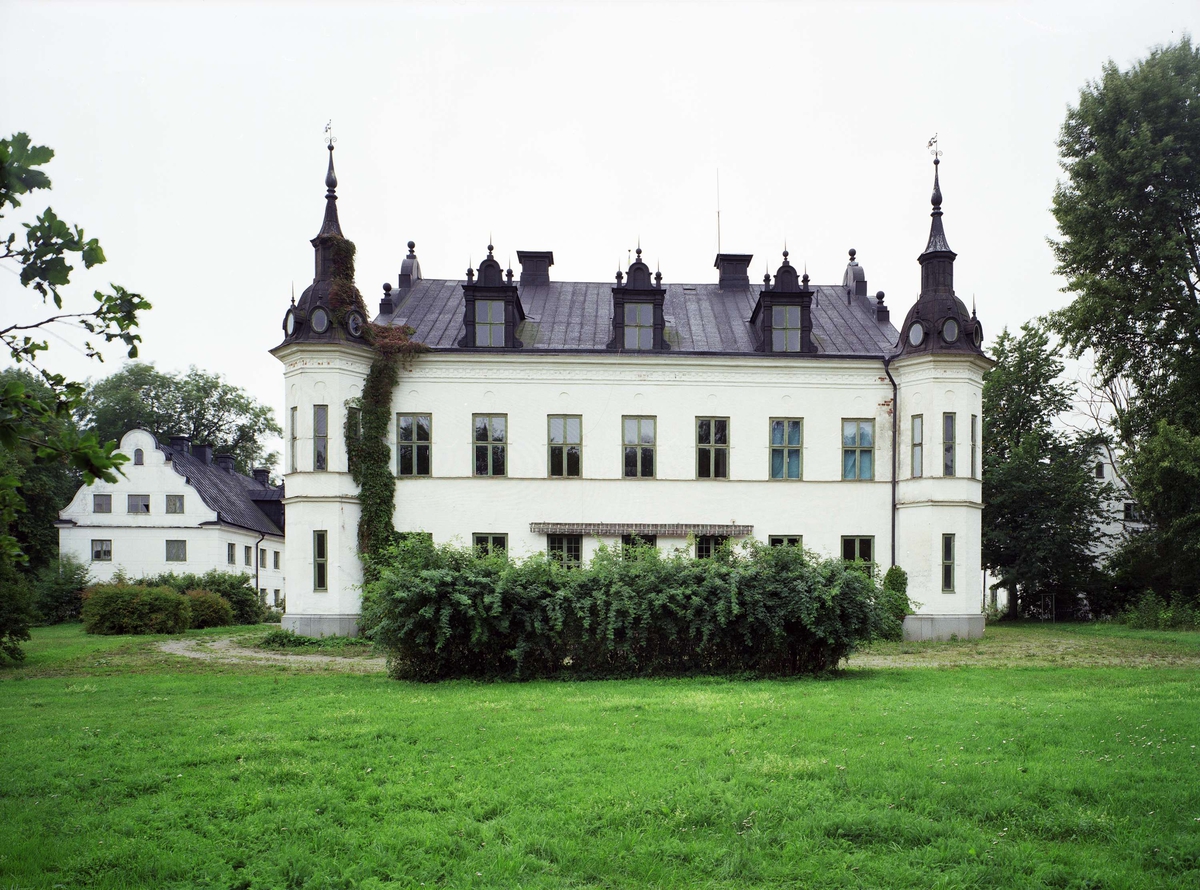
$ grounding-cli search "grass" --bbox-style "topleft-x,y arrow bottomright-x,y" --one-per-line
1,623 -> 1198,889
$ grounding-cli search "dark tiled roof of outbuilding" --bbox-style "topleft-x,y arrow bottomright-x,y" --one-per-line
380,279 -> 899,356
159,442 -> 284,536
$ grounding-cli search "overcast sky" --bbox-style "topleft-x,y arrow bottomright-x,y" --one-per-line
3,1 -> 1195,462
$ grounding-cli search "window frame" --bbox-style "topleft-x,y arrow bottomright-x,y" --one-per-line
133,448 -> 144,465
696,416 -> 730,479
769,417 -> 803,480
127,494 -> 150,514
313,405 -> 329,471
547,414 -> 583,478
259,548 -> 266,569
770,304 -> 803,352
473,414 -> 508,477
290,406 -> 298,473
91,539 -> 112,562
474,299 -> 507,347
621,534 -> 658,552
942,533 -> 955,592
473,533 -> 508,556
769,535 -> 803,547
841,419 -> 875,481
911,414 -> 923,478
244,545 -> 252,567
93,494 -> 112,513
841,536 -> 876,573
165,494 -> 184,514
227,542 -> 236,565
622,415 -> 656,479
943,412 -> 956,477
970,414 -> 978,479
396,413 -> 433,477
165,539 -> 187,563
623,302 -> 655,351
313,530 -> 328,591
273,551 -> 280,570
547,534 -> 583,566
696,535 -> 729,560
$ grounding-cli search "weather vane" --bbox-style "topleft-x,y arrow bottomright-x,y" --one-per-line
325,119 -> 336,147
927,133 -> 942,159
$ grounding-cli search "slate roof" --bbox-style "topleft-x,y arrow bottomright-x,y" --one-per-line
159,442 -> 284,537
379,279 -> 899,356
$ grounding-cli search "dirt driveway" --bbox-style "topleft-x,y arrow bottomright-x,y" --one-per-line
158,635 -> 386,674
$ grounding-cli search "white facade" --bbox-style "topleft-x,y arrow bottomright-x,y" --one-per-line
57,429 -> 286,604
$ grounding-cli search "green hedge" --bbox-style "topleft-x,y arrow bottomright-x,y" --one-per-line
139,570 -> 264,625
362,538 -> 907,681
185,589 -> 234,629
1121,591 -> 1200,630
81,584 -> 191,635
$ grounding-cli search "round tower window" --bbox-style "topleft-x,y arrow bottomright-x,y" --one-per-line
942,318 -> 959,343
908,323 -> 925,347
973,323 -> 983,347
311,307 -> 330,334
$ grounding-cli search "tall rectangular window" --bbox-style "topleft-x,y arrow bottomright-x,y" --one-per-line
841,536 -> 874,571
623,416 -> 656,478
273,589 -> 282,606
770,418 -> 803,479
313,530 -> 328,590
624,303 -> 653,350
290,406 -> 297,472
165,494 -> 184,514
313,405 -> 329,471
93,494 -> 111,513
396,413 -> 432,476
259,548 -> 266,568
91,539 -> 112,562
475,300 -> 506,347
165,540 -> 187,562
942,534 -> 955,591
547,534 -> 582,566
943,412 -> 956,477
127,494 -> 150,514
911,415 -> 923,478
970,414 -> 978,479
548,415 -> 582,478
696,417 -> 729,479
696,535 -> 728,559
227,543 -> 236,565
842,420 -> 874,480
473,533 -> 507,555
273,551 -> 280,570
473,415 -> 507,476
244,545 -> 252,566
771,305 -> 802,352
346,407 -> 361,471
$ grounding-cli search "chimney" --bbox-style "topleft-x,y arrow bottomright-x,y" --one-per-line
714,254 -> 753,290
252,468 -> 271,486
169,435 -> 191,454
842,249 -> 867,297
516,250 -> 554,286
215,454 -> 235,472
193,443 -> 213,465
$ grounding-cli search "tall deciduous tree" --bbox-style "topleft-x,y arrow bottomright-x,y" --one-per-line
79,363 -> 281,475
982,324 -> 1109,618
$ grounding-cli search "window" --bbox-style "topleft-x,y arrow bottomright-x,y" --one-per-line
93,494 -> 111,513
227,543 -> 236,565
1095,460 -> 1105,479
166,540 -> 187,562
623,416 -> 656,478
624,303 -> 654,350
943,412 -> 956,476
290,406 -> 297,472
273,589 -> 281,606
696,535 -> 728,559
347,407 -> 361,442
259,548 -> 266,568
1124,502 -> 1144,522
473,533 -> 507,555
244,545 -> 252,566
133,448 -> 144,465
313,405 -> 328,471
91,539 -> 112,561
475,300 -> 506,347
548,534 -> 582,566
770,418 -> 803,479
397,413 -> 432,476
842,420 -> 874,480
971,415 -> 978,479
313,531 -> 328,590
273,551 -> 280,570
771,305 -> 802,352
769,535 -> 803,547
911,415 -> 923,478
259,588 -> 267,604
696,417 -> 729,479
621,534 -> 657,551
473,415 -> 507,476
842,536 -> 874,571
548,415 -> 582,478
165,494 -> 184,514
942,534 -> 955,591
128,494 -> 150,514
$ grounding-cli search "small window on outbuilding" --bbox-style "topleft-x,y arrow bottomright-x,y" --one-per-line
134,448 -> 144,465
1095,461 -> 1105,479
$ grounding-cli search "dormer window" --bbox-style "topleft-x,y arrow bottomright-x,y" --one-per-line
625,303 -> 654,350
609,248 -> 668,351
475,300 -> 506,347
772,305 -> 803,352
751,251 -> 815,354
460,245 -> 525,349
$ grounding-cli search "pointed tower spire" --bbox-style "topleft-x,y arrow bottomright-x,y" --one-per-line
316,143 -> 343,239
917,154 -> 957,296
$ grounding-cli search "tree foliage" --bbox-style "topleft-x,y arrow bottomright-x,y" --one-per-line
79,363 -> 281,474
982,324 -> 1110,617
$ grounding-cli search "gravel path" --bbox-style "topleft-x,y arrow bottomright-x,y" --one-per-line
157,636 -> 386,673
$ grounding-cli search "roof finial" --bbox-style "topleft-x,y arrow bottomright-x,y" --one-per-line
324,120 -> 337,191
927,133 -> 943,209
972,294 -> 977,318
407,240 -> 416,256
291,281 -> 295,306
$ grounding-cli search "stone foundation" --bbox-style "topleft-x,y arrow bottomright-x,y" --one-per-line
903,613 -> 985,641
282,613 -> 361,638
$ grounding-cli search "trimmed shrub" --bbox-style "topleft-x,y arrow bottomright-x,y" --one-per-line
362,537 -> 894,681
33,555 -> 91,624
141,570 -> 264,625
186,589 -> 234,629
81,584 -> 191,635
1121,591 -> 1200,630
876,565 -> 912,641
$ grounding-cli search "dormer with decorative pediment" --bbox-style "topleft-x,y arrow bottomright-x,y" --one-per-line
608,247 -> 668,351
459,245 -> 526,348
750,251 -> 816,353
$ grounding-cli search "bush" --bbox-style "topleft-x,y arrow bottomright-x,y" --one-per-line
1121,591 -> 1200,630
141,570 -> 264,625
185,589 -> 234,629
33,555 -> 91,624
81,584 -> 191,635
362,537 -> 894,681
263,608 -> 284,623
876,566 -> 912,641
0,561 -> 34,663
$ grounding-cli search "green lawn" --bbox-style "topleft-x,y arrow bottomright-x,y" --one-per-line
1,623 -> 1198,889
